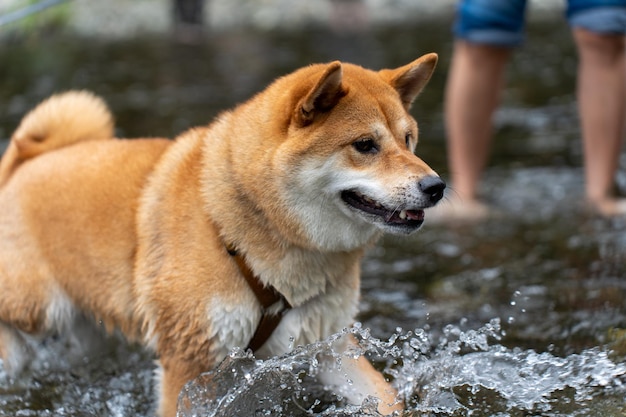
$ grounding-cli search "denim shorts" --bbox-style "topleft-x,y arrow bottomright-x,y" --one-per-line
454,0 -> 626,46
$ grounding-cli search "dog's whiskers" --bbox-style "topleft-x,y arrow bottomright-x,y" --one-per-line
385,203 -> 403,222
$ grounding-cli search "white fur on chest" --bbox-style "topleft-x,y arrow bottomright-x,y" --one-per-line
207,284 -> 359,361
207,250 -> 360,361
249,246 -> 360,307
256,286 -> 359,358
207,295 -> 260,360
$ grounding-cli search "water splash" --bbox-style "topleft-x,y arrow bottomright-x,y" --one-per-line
177,319 -> 626,417
0,330 -> 155,417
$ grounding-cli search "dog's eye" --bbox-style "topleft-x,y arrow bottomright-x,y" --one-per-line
405,134 -> 412,149
353,138 -> 378,154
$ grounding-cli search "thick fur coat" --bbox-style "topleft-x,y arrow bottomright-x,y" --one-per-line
0,54 -> 443,416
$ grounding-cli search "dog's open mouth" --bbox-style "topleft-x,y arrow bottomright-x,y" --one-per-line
341,190 -> 424,226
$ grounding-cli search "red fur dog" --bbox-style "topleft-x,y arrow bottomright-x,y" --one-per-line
0,54 -> 444,416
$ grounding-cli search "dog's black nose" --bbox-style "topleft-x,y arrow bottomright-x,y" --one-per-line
419,175 -> 446,203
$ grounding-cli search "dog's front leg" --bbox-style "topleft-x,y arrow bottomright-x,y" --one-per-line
317,334 -> 403,415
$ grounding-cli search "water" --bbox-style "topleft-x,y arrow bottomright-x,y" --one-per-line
1,14 -> 626,417
177,321 -> 626,417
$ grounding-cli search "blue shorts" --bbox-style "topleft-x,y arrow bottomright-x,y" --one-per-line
454,0 -> 626,47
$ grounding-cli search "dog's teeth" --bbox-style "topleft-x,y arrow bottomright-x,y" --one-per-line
399,210 -> 407,220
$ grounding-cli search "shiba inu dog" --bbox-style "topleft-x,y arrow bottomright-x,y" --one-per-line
0,54 -> 444,416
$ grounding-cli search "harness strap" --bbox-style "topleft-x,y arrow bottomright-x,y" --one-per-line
226,244 -> 292,352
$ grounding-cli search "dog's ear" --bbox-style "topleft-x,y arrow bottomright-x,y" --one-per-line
379,53 -> 438,110
296,61 -> 346,126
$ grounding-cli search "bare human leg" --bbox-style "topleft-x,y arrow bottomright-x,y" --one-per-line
574,28 -> 626,215
437,40 -> 512,221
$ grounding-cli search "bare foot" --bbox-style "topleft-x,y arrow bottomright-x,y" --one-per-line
587,198 -> 626,217
427,196 -> 491,225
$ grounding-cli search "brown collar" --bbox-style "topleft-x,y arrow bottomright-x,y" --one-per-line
226,244 -> 292,352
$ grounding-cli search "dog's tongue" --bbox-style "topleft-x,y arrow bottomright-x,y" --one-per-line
406,209 -> 424,221
404,210 -> 424,221
387,209 -> 425,223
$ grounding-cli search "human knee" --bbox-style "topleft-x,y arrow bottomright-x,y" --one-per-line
574,28 -> 625,62
453,0 -> 527,47
570,5 -> 626,55
456,40 -> 513,62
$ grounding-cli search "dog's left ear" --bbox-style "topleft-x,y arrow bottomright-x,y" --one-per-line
379,53 -> 438,110
296,61 -> 346,126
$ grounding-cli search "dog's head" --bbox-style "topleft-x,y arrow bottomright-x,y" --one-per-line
250,54 -> 444,251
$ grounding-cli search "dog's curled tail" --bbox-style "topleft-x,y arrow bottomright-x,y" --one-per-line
0,90 -> 114,186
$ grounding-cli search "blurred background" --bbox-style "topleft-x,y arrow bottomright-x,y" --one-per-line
0,1 -> 625,416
